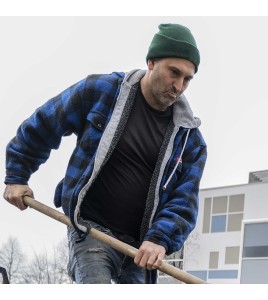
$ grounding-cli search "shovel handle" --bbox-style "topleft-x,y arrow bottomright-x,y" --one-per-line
23,196 -> 206,284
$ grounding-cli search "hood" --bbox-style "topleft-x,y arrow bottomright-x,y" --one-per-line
173,94 -> 201,128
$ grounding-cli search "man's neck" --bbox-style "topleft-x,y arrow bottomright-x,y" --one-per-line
140,74 -> 160,111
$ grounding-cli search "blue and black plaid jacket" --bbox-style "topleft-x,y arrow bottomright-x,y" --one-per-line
5,69 -> 207,256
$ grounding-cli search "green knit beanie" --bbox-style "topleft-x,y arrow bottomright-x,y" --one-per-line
146,23 -> 200,73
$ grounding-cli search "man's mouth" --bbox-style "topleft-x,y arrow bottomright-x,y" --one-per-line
167,91 -> 178,99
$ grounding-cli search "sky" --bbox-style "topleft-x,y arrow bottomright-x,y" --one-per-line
1,14 -> 268,263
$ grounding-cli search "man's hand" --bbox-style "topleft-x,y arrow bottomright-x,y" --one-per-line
134,241 -> 166,270
3,184 -> 34,210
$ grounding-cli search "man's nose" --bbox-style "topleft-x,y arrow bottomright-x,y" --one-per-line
173,78 -> 184,93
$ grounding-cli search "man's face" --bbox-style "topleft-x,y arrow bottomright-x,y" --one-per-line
147,58 -> 195,111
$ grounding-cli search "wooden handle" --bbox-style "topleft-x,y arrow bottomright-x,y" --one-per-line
23,196 -> 206,284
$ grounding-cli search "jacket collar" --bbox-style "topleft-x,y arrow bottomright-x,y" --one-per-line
125,69 -> 201,129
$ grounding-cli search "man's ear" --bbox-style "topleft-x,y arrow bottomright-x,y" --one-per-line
147,59 -> 155,70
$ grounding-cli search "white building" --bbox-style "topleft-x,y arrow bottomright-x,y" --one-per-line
182,170 -> 268,284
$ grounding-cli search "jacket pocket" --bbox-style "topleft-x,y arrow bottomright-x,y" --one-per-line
79,111 -> 107,151
86,111 -> 107,131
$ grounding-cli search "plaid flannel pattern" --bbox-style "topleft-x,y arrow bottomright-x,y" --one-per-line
5,72 -> 124,212
5,71 -> 207,255
144,128 -> 207,254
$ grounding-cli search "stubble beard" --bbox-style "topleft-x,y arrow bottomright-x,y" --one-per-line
153,90 -> 179,111
150,73 -> 179,110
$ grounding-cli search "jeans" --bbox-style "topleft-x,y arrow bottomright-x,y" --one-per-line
67,221 -> 145,284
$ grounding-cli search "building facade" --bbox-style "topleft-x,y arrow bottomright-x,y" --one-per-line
159,170 -> 268,284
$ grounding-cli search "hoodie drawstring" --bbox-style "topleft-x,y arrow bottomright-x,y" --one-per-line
162,129 -> 190,191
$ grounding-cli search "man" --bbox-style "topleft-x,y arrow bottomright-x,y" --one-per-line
3,23 -> 207,284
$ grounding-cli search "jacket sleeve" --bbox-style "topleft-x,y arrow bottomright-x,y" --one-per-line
5,78 -> 89,185
143,129 -> 207,255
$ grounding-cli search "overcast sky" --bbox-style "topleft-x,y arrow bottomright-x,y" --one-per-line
1,16 -> 268,257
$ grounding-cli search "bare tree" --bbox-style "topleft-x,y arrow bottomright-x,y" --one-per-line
52,239 -> 72,283
183,231 -> 200,270
0,236 -> 25,283
0,236 -> 72,284
21,239 -> 72,284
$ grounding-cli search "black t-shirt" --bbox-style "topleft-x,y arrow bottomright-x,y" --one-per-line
80,84 -> 172,239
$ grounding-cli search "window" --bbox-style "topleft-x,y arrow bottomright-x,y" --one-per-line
229,194 -> 244,212
209,252 -> 219,269
212,196 -> 227,213
203,194 -> 244,234
225,246 -> 240,264
203,197 -> 211,233
240,221 -> 268,283
227,213 -> 243,231
211,215 -> 226,232
242,222 -> 268,258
